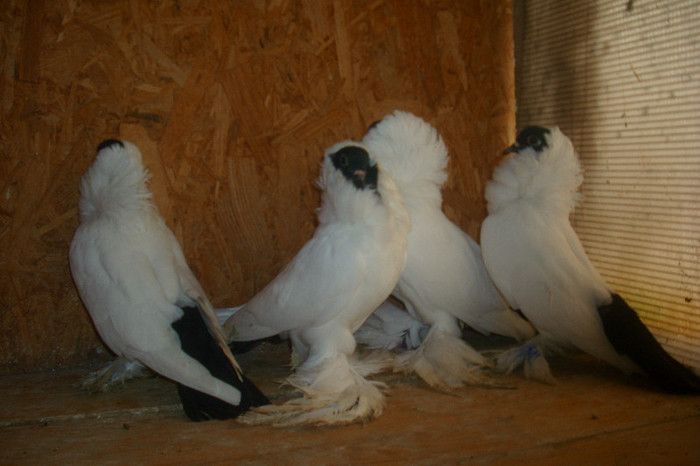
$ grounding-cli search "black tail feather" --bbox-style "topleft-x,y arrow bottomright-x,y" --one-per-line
598,294 -> 700,394
176,375 -> 269,422
171,306 -> 270,421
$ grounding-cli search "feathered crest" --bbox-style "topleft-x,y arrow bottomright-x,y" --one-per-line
485,127 -> 583,217
362,111 -> 448,206
78,140 -> 153,222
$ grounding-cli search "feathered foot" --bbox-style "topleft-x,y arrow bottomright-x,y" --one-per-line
395,328 -> 509,392
493,339 -> 556,385
81,357 -> 149,392
237,353 -> 389,427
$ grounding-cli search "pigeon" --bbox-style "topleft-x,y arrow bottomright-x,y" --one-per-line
70,139 -> 269,421
356,111 -> 535,392
223,141 -> 411,426
481,126 -> 700,393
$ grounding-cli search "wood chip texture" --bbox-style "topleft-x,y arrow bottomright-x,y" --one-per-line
0,0 -> 515,373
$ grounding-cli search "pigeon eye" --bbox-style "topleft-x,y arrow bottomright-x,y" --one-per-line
339,155 -> 349,167
528,135 -> 540,146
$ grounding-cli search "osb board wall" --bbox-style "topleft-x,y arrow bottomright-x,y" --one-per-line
0,0 -> 515,373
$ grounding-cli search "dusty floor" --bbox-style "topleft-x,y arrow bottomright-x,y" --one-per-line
1,340 -> 699,465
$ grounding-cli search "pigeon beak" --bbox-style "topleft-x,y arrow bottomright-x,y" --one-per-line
502,143 -> 520,155
354,169 -> 366,181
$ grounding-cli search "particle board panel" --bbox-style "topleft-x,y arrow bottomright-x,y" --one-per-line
0,0 -> 515,372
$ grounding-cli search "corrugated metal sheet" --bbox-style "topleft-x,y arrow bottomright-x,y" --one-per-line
515,0 -> 700,369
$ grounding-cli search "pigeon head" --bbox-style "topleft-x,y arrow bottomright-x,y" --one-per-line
329,145 -> 378,191
367,120 -> 382,131
97,139 -> 125,153
99,139 -> 144,165
78,139 -> 151,222
503,126 -> 551,155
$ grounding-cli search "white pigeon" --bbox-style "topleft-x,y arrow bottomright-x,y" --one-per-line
223,141 -> 411,426
356,111 -> 535,392
70,139 -> 269,421
481,126 -> 700,393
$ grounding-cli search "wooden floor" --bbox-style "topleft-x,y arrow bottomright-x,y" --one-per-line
1,341 -> 699,465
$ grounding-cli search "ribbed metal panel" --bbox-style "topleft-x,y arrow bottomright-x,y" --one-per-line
515,0 -> 700,369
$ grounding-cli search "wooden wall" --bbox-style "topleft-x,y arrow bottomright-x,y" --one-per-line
0,0 -> 515,373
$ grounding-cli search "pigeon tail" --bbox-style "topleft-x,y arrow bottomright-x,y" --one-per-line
598,294 -> 700,394
171,306 -> 269,421
176,374 -> 269,422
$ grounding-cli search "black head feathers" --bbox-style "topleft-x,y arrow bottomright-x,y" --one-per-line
329,146 -> 378,191
97,139 -> 125,153
503,126 -> 551,155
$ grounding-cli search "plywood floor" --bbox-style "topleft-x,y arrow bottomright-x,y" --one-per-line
1,341 -> 699,465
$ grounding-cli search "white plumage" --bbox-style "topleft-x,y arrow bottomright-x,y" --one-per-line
353,299 -> 429,351
357,111 -> 535,391
224,141 -> 411,425
481,126 -> 700,393
70,140 -> 268,421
